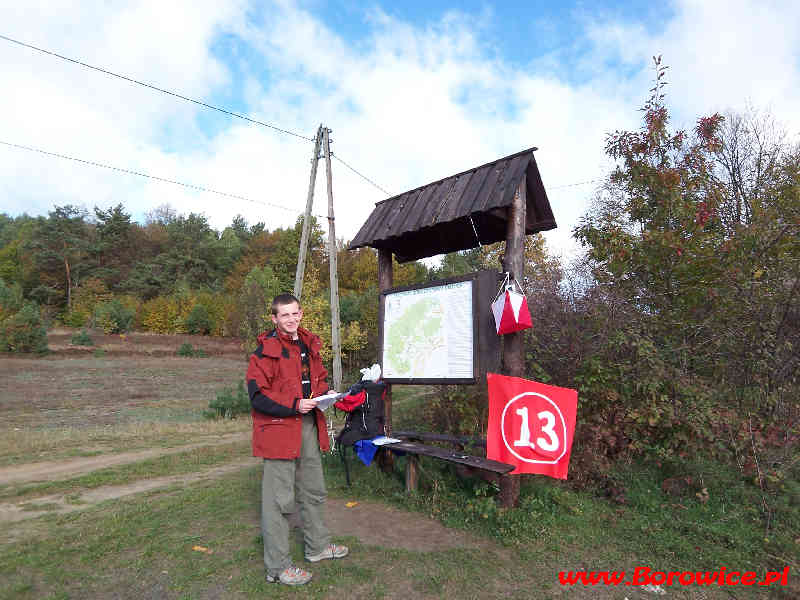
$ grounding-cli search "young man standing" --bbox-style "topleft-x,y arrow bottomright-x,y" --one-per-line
246,293 -> 348,586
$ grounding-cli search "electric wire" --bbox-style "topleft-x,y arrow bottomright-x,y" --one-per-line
1,33 -> 397,196
0,139 -> 326,217
0,33 -> 314,142
549,178 -> 602,190
331,153 -> 391,196
1,35 -> 603,200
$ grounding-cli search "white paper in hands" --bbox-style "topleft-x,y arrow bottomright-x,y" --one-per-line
312,391 -> 346,411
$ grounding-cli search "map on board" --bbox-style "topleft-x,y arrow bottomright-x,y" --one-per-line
382,280 -> 473,380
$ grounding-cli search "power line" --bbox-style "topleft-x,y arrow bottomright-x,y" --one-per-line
0,139 -> 325,217
1,34 -> 601,200
549,178 -> 603,190
0,33 -> 314,142
1,33 -> 396,197
331,153 -> 391,196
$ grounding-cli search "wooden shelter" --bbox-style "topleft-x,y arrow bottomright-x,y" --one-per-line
349,147 -> 556,261
348,146 -> 556,507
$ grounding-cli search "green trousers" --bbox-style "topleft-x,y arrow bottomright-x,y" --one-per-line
261,413 -> 330,576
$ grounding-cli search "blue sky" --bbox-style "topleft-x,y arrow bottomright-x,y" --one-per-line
2,0 -> 799,258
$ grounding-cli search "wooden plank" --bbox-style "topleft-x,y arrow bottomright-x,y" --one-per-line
477,270 -> 503,379
393,430 -> 486,449
384,441 -> 514,475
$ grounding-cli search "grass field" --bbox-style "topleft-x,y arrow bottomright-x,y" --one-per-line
0,331 -> 796,599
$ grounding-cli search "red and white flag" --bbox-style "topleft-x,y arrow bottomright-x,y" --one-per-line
486,373 -> 577,479
491,288 -> 532,334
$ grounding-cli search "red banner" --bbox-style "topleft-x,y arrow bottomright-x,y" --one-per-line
486,373 -> 578,479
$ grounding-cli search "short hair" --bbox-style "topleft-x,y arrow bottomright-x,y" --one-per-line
271,293 -> 301,315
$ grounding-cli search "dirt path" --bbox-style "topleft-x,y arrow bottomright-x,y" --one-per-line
0,432 -> 249,486
0,457 -> 478,554
0,457 -> 259,525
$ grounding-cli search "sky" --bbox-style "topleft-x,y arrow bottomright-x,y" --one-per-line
2,0 -> 799,260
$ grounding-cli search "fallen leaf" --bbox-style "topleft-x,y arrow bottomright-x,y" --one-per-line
345,501 -> 358,508
192,545 -> 213,554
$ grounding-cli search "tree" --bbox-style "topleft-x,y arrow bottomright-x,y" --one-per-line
573,56 -> 799,442
28,205 -> 90,309
91,204 -> 136,290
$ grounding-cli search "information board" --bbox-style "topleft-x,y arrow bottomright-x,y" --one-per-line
381,278 -> 475,382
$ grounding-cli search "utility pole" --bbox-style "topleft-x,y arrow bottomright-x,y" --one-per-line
322,127 -> 343,391
293,125 -> 323,299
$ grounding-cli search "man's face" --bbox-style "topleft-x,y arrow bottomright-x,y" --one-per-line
271,301 -> 303,338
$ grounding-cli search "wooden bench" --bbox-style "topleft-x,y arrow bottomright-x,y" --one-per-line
393,430 -> 486,450
383,432 -> 518,507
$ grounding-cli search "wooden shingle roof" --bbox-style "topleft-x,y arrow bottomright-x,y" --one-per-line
348,147 -> 556,262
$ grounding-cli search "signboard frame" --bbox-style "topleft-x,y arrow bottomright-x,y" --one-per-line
379,270 -> 502,385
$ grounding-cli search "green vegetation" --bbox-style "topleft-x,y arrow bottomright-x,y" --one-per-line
183,303 -> 212,335
0,301 -> 48,353
93,298 -> 134,333
204,382 -> 251,420
69,329 -> 93,346
177,342 -> 207,357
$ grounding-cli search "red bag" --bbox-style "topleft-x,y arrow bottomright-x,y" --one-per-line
491,274 -> 532,334
486,373 -> 577,479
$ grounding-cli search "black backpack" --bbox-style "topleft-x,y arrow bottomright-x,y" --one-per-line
335,381 -> 386,447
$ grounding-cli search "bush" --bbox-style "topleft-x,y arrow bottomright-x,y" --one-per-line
70,329 -> 93,346
94,299 -> 134,334
184,304 -> 212,335
177,342 -> 207,357
0,302 -> 48,353
62,308 -> 90,328
140,292 -> 194,334
204,382 -> 251,419
0,279 -> 24,319
65,278 -> 111,328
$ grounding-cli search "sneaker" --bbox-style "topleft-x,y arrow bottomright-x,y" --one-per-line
305,543 -> 349,562
265,566 -> 312,586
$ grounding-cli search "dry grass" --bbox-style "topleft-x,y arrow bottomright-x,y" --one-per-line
0,331 -> 250,465
0,420 -> 249,466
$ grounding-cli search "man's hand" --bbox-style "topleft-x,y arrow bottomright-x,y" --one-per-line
297,397 -> 318,414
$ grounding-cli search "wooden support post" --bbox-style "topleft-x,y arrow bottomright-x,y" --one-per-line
377,248 -> 394,472
498,178 -> 527,508
322,127 -> 342,392
503,181 -> 526,379
293,125 -> 322,299
377,248 -> 393,435
499,474 -> 517,507
405,455 -> 419,493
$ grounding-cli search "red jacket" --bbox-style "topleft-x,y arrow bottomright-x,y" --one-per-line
246,326 -> 330,459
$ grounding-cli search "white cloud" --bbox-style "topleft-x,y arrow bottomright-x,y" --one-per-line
1,0 -> 798,262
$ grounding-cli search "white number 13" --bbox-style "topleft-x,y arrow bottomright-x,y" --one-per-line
513,407 -> 559,451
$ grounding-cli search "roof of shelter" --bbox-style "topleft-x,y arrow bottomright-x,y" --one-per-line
348,147 -> 556,262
